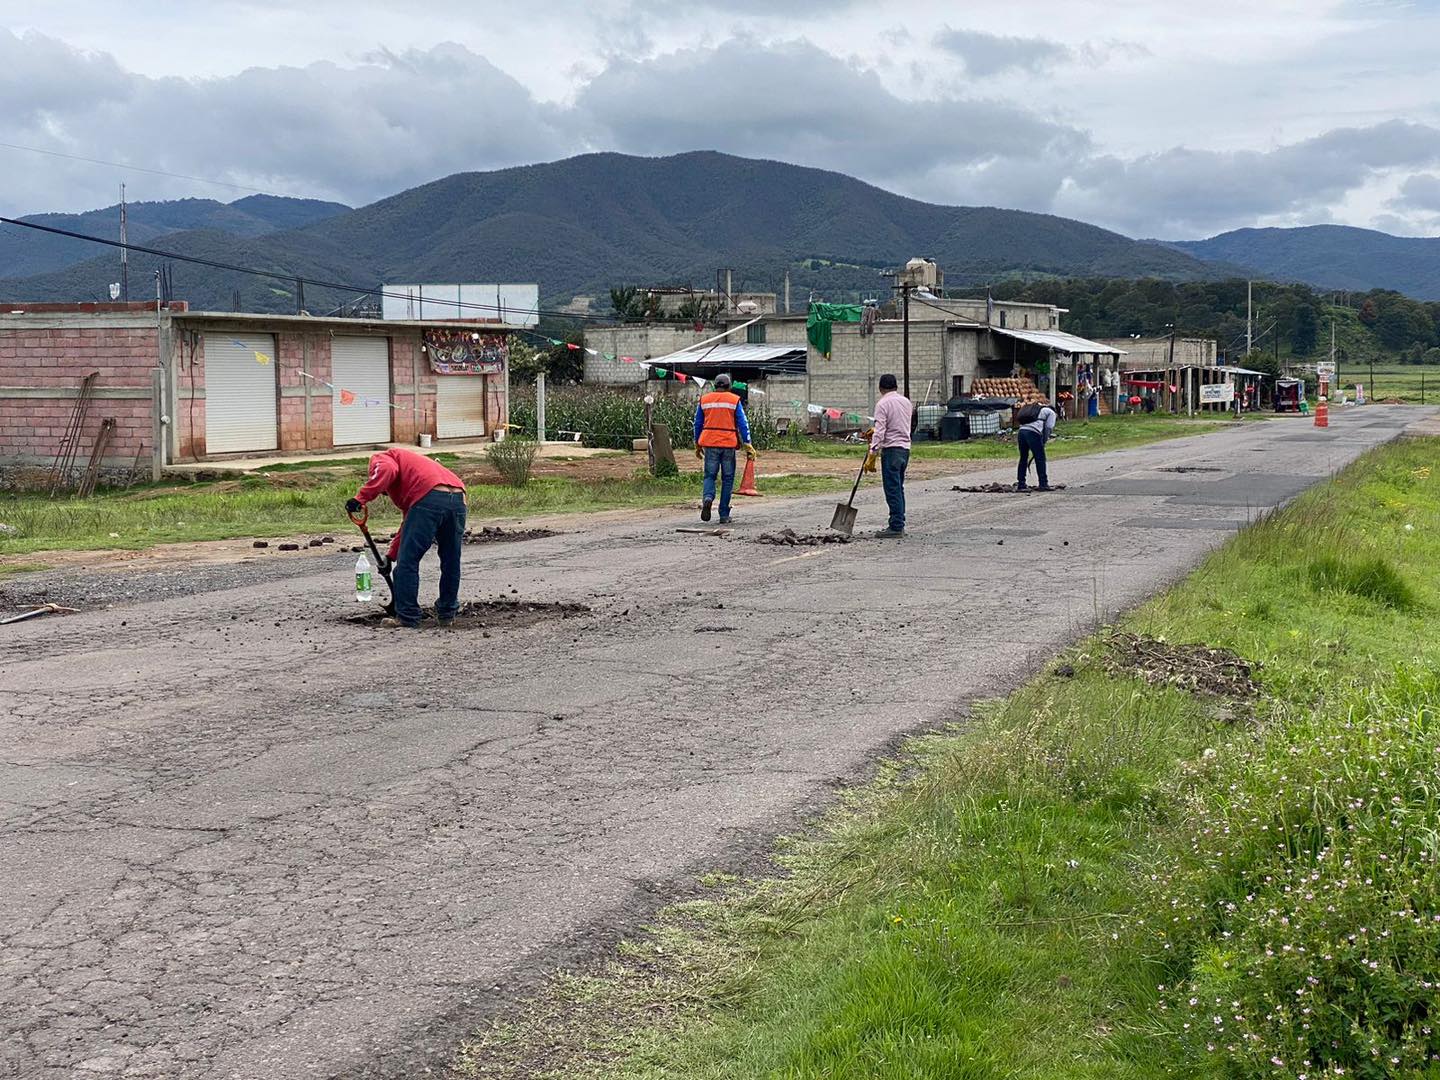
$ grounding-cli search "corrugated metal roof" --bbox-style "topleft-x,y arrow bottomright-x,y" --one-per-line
990,326 -> 1127,356
649,342 -> 808,369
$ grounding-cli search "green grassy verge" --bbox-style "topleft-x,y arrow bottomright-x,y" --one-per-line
0,470 -> 843,556
456,438 -> 1440,1080
781,415 -> 1233,460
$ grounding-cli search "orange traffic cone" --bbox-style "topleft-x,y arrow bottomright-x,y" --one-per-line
737,456 -> 762,496
1314,397 -> 1329,428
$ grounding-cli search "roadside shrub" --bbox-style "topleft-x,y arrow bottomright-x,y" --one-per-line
1153,673 -> 1440,1077
486,437 -> 539,487
1307,554 -> 1416,610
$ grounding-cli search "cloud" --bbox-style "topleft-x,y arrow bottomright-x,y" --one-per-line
573,36 -> 1088,198
1055,120 -> 1440,236
932,27 -> 1071,76
1390,172 -> 1440,212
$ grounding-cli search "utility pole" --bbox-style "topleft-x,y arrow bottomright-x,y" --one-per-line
901,282 -> 912,398
783,268 -> 790,315
119,183 -> 129,303
1246,280 -> 1253,357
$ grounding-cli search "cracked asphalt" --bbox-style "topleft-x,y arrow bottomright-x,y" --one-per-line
1,408 -> 1427,1080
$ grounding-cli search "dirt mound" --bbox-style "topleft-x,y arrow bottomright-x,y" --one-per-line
952,483 -> 1067,494
754,528 -> 852,546
1103,631 -> 1260,698
463,527 -> 559,545
346,599 -> 590,632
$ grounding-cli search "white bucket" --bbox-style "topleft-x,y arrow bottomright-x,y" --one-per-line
418,433 -> 432,448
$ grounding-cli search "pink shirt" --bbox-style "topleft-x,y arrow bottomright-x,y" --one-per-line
870,391 -> 913,451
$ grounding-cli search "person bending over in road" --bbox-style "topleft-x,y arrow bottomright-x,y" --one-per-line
1015,401 -> 1057,492
346,448 -> 467,628
693,373 -> 757,525
866,373 -> 913,538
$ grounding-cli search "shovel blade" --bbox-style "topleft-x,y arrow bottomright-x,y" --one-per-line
829,502 -> 858,535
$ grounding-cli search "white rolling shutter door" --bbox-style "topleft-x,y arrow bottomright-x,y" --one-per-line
331,336 -> 392,445
435,375 -> 488,439
204,333 -> 277,454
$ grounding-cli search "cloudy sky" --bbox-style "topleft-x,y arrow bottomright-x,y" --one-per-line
2,0 -> 1439,238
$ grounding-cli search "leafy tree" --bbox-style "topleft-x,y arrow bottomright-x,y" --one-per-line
1358,298 -> 1379,326
1291,305 -> 1318,356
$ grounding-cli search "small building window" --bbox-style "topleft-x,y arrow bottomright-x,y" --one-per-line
747,323 -> 767,344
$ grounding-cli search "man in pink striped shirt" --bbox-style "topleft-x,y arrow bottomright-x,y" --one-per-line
864,373 -> 914,537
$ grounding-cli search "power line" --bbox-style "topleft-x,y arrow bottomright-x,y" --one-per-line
0,140 -> 302,198
0,215 -> 618,324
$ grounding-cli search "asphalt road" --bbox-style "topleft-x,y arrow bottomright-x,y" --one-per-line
1,408 -> 1428,1080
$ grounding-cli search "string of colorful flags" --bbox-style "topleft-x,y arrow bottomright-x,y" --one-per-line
298,370 -> 404,411
790,400 -> 874,425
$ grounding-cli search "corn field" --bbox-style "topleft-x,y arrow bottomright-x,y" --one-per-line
509,386 -> 779,450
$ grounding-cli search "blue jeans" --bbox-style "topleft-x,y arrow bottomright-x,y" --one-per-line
1018,429 -> 1048,488
702,447 -> 737,518
881,447 -> 909,532
393,489 -> 467,625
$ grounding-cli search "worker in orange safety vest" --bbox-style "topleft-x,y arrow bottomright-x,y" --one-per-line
692,373 -> 757,524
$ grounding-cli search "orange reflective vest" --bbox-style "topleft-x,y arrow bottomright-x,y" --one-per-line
697,391 -> 742,448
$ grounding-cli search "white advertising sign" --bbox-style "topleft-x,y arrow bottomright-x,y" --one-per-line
1199,382 -> 1235,404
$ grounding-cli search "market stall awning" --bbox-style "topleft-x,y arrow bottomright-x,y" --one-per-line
989,327 -> 1127,356
648,342 -> 808,373
1214,365 -> 1272,377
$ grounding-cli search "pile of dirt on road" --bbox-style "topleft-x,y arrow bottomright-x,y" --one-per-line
754,528 -> 852,546
951,482 -> 1068,494
346,599 -> 590,632
1103,631 -> 1260,699
463,527 -> 559,545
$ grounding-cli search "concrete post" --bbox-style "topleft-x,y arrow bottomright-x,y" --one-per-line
535,372 -> 547,444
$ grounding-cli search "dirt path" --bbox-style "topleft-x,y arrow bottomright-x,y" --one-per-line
0,408 -> 1426,1080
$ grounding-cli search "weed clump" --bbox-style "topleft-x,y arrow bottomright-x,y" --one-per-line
485,437 -> 539,487
1307,554 -> 1416,610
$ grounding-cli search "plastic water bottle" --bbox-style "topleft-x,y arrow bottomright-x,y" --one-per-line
355,553 -> 373,602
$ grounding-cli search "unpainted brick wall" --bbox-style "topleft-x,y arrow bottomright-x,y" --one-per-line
0,323 -> 156,467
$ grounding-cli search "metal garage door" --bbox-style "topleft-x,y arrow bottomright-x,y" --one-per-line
204,333 -> 277,454
331,336 -> 392,445
435,375 -> 488,439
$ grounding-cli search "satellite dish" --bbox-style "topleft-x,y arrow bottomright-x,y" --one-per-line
108,283 -> 121,300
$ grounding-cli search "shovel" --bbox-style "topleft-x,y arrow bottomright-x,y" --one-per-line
348,504 -> 397,615
829,454 -> 868,535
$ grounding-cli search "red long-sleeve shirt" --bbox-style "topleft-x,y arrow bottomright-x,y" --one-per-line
356,449 -> 466,559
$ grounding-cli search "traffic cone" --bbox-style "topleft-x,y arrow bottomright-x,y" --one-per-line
1314,396 -> 1329,428
737,456 -> 762,496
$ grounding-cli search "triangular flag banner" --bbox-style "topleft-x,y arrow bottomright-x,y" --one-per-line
339,389 -> 355,405
604,353 -> 616,361
676,372 -> 688,382
566,342 -> 581,351
826,408 -> 842,419
654,367 -> 667,378
807,404 -> 823,415
254,351 -> 271,365
550,338 -> 564,346
621,355 -> 637,363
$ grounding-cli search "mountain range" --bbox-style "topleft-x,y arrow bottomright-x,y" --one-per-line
0,152 -> 1436,312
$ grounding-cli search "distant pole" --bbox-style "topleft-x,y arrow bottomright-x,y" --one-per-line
1370,356 -> 1375,399
535,372 -> 547,444
902,283 -> 911,398
119,183 -> 129,303
783,269 -> 790,315
1246,280 -> 1253,356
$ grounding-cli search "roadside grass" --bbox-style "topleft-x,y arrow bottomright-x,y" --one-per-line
0,470 -> 842,556
778,414 -> 1233,460
454,437 -> 1440,1080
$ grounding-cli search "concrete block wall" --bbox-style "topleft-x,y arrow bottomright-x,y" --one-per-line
585,326 -> 712,383
0,318 -> 157,470
806,323 -> 947,418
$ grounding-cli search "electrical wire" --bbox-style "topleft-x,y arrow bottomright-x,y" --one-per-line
0,140 -> 302,197
0,215 -> 616,324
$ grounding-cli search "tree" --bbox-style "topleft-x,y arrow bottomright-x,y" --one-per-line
1291,305 -> 1318,356
1358,298 -> 1379,326
1243,349 -> 1280,377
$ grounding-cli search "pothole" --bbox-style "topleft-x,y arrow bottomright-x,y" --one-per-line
344,599 -> 591,632
754,528 -> 854,546
951,483 -> 1068,494
1158,466 -> 1225,474
464,527 -> 560,545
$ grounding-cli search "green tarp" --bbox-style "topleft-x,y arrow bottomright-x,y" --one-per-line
806,303 -> 864,358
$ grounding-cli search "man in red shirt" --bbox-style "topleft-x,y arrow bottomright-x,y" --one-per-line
346,448 -> 467,628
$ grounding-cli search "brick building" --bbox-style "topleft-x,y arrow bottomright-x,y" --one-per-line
0,302 -> 516,481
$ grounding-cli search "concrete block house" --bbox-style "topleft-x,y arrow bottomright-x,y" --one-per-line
0,302 -> 516,482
